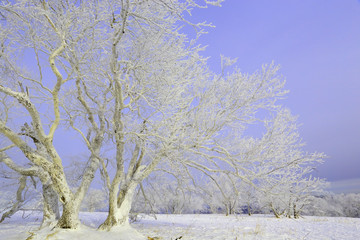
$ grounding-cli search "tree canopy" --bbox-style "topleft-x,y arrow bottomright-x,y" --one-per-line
0,0 -> 324,233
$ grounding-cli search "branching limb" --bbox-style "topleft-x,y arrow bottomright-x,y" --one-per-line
47,39 -> 66,141
0,154 -> 37,176
0,144 -> 15,153
0,85 -> 46,142
0,175 -> 27,223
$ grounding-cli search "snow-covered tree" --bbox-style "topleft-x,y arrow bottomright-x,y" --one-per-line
132,174 -> 199,215
253,109 -> 325,218
0,0 -> 98,227
81,188 -> 107,212
0,152 -> 60,225
237,181 -> 262,216
200,172 -> 241,215
306,192 -> 360,218
342,193 -> 360,218
0,0 -> 325,235
0,135 -> 60,225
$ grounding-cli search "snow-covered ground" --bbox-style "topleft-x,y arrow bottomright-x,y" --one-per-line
1,211 -> 359,240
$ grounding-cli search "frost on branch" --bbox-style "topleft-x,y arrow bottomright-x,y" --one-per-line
0,0 -> 326,233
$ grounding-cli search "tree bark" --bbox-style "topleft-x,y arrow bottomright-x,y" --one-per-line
41,182 -> 60,226
56,199 -> 81,229
99,183 -> 137,230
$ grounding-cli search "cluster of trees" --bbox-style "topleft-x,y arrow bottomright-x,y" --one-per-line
2,175 -> 359,220
131,179 -> 360,219
0,0 -> 326,234
130,173 -> 326,219
303,193 -> 360,218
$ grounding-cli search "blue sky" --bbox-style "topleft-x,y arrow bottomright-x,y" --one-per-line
187,0 -> 360,186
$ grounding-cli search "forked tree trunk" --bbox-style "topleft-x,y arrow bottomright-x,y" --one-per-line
224,200 -> 235,216
270,203 -> 281,218
99,184 -> 137,230
48,153 -> 100,229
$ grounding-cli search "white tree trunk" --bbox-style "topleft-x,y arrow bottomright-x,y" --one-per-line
56,199 -> 81,229
41,183 -> 60,227
99,183 -> 137,230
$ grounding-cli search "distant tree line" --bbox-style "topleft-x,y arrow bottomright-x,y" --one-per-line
1,172 -> 359,220
130,175 -> 360,219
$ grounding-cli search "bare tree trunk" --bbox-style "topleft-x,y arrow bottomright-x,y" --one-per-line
99,184 -> 137,230
41,182 -> 60,226
293,203 -> 300,219
56,200 -> 81,229
287,200 -> 292,218
0,153 -> 60,226
270,203 -> 281,218
225,202 -> 230,216
247,202 -> 252,216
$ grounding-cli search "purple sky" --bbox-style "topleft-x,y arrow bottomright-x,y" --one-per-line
188,0 -> 360,184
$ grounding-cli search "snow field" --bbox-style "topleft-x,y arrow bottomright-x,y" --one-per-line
134,214 -> 360,239
0,212 -> 359,240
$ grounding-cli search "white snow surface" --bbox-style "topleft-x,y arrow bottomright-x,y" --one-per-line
0,211 -> 359,239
